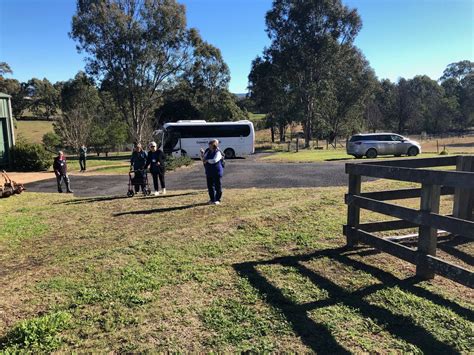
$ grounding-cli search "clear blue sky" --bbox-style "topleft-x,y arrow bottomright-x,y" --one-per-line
0,0 -> 472,93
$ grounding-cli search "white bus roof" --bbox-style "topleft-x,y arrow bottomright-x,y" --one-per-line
164,120 -> 252,127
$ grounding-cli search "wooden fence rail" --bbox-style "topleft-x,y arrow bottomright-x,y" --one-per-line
344,155 -> 474,288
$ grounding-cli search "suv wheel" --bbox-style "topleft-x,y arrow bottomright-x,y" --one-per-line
366,149 -> 378,159
407,147 -> 419,156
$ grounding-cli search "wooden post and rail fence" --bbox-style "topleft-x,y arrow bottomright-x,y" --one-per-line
344,155 -> 474,288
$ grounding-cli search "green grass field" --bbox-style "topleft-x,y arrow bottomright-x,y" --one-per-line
15,120 -> 54,144
248,112 -> 266,122
0,181 -> 472,352
66,155 -> 193,174
66,154 -> 131,173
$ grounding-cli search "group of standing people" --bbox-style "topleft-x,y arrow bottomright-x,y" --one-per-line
130,142 -> 166,196
53,139 -> 225,205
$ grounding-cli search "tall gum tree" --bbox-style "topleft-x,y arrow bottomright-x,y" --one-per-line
71,0 -> 197,143
265,0 -> 362,147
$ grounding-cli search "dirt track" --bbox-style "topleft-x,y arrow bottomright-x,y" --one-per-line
25,154 -> 363,197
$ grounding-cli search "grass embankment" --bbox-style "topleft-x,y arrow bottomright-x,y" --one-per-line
0,181 -> 472,352
66,154 -> 130,173
254,126 -> 474,161
15,120 -> 54,144
261,149 -> 442,163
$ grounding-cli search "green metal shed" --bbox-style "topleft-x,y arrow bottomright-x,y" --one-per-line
0,92 -> 15,168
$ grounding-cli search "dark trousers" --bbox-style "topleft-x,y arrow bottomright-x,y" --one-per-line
133,171 -> 146,193
79,158 -> 86,171
151,171 -> 165,191
206,175 -> 222,202
56,174 -> 71,192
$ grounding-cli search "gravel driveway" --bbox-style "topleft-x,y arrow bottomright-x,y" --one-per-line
26,154 -> 355,197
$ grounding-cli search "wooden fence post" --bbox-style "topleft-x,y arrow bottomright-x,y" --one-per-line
346,174 -> 361,247
416,183 -> 441,279
453,156 -> 474,221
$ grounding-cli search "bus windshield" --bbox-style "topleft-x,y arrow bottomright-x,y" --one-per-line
162,128 -> 180,154
152,129 -> 164,149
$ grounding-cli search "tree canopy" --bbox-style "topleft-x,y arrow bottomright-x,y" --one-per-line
71,0 -> 245,143
249,0 -> 371,145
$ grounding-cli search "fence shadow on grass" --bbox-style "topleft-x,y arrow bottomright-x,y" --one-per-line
437,237 -> 474,267
233,246 -> 472,353
61,195 -> 131,205
114,202 -> 209,216
396,235 -> 474,268
62,191 -> 202,205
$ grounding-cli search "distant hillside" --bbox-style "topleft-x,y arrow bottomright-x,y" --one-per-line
15,120 -> 54,144
233,93 -> 247,100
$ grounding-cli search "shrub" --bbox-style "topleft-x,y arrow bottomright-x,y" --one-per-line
12,141 -> 52,171
42,132 -> 62,153
166,156 -> 193,171
0,311 -> 71,352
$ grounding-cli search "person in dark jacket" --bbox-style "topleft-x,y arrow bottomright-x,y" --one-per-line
200,139 -> 224,205
53,151 -> 73,193
79,145 -> 87,172
130,143 -> 148,193
145,141 -> 166,196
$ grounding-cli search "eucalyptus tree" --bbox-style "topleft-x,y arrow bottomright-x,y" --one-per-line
0,78 -> 30,119
0,62 -> 12,77
28,78 -> 60,119
55,72 -> 100,151
440,60 -> 474,81
458,73 -> 474,131
248,55 -> 293,142
315,46 -> 376,143
440,61 -> 474,131
187,38 -> 230,117
71,0 -> 198,143
265,0 -> 362,147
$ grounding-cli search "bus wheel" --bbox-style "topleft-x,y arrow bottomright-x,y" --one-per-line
180,150 -> 187,157
224,148 -> 235,159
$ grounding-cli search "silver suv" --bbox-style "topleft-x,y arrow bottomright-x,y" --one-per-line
347,133 -> 421,159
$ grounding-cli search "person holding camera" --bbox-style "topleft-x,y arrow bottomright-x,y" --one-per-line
200,139 -> 224,205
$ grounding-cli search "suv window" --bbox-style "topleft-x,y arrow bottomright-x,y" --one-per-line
372,135 -> 391,141
350,136 -> 363,142
391,135 -> 403,141
350,135 -> 377,142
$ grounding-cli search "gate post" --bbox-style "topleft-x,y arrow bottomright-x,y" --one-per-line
453,156 -> 474,221
346,174 -> 361,247
416,183 -> 441,279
